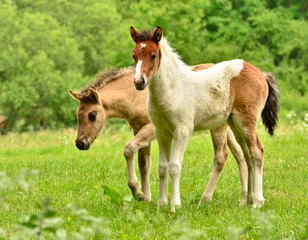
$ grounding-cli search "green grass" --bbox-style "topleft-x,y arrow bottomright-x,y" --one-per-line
0,122 -> 307,239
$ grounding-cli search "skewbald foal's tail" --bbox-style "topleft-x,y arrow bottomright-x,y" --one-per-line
261,72 -> 280,136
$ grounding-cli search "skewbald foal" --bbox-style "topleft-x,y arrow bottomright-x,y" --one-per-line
130,26 -> 280,212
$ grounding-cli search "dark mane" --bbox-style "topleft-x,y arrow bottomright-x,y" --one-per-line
82,67 -> 134,93
134,30 -> 152,42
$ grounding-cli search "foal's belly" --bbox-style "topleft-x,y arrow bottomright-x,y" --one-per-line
194,113 -> 228,131
193,92 -> 231,131
148,101 -> 229,134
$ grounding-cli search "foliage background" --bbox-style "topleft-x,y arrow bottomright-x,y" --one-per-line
0,0 -> 307,131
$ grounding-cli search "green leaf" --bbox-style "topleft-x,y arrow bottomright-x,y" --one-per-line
43,227 -> 57,234
43,209 -> 57,218
102,185 -> 123,205
123,196 -> 133,202
19,214 -> 39,228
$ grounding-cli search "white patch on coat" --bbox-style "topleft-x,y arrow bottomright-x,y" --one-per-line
140,43 -> 146,48
148,37 -> 244,132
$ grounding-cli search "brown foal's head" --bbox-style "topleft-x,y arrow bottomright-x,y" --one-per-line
69,88 -> 106,150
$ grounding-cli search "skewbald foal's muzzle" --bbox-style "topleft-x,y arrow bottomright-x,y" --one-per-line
134,76 -> 147,90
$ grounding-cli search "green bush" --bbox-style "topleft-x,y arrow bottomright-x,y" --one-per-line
0,3 -> 84,131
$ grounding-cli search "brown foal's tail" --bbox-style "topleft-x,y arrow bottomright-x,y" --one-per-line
261,72 -> 280,136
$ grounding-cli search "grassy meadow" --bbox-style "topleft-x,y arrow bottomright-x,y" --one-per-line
0,121 -> 307,239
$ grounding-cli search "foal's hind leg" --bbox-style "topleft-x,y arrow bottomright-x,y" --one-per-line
226,128 -> 248,204
227,118 -> 254,204
228,114 -> 265,207
198,124 -> 248,206
198,124 -> 229,206
124,123 -> 155,201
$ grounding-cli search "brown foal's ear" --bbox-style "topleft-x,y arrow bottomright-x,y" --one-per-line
130,26 -> 138,43
89,88 -> 100,103
151,26 -> 162,44
69,90 -> 82,101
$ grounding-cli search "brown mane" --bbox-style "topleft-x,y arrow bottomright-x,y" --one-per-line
82,67 -> 134,94
132,30 -> 152,42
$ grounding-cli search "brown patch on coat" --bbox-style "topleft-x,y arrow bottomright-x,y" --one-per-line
191,63 -> 215,71
230,61 -> 268,129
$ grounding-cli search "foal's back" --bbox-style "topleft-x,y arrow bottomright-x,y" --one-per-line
151,59 -> 247,131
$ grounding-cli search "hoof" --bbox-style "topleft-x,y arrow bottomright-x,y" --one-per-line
240,198 -> 248,206
252,198 -> 265,208
133,191 -> 144,201
171,204 -> 181,213
197,196 -> 211,207
142,196 -> 151,202
246,197 -> 253,205
158,200 -> 168,208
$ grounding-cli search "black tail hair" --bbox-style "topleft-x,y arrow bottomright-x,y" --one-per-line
261,72 -> 280,136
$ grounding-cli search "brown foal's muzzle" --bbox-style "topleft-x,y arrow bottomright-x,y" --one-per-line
75,137 -> 90,150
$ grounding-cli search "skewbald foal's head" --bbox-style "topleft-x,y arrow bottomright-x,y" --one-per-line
130,26 -> 163,90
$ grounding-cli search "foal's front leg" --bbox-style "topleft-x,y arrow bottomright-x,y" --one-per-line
138,144 -> 151,201
169,126 -> 191,212
124,123 -> 155,201
156,130 -> 172,208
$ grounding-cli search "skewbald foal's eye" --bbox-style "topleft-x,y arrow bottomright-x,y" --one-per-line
88,111 -> 97,121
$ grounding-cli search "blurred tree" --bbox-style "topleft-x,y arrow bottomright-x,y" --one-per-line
128,0 -> 209,64
0,1 -> 83,130
0,0 -> 307,131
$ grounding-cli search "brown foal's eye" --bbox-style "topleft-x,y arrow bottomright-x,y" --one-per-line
151,54 -> 156,60
88,111 -> 97,121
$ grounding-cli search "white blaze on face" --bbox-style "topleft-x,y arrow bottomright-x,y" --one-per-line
140,43 -> 146,48
135,60 -> 143,81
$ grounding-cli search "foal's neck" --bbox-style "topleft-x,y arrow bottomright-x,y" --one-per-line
99,85 -> 130,119
98,73 -> 147,122
149,39 -> 190,100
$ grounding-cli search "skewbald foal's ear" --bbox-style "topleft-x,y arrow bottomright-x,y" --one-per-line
151,26 -> 162,44
69,90 -> 82,101
130,26 -> 138,43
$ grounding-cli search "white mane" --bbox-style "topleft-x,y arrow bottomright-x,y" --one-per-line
159,38 -> 191,72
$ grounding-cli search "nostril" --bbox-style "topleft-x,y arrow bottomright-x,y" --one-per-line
75,139 -> 85,150
141,77 -> 145,85
76,137 -> 90,150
